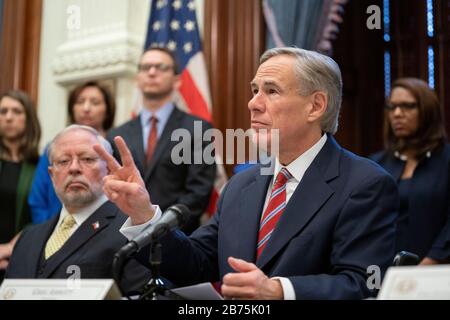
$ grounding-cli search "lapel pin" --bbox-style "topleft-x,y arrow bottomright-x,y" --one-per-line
92,221 -> 100,230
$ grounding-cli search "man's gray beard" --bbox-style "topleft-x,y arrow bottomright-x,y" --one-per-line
57,189 -> 100,209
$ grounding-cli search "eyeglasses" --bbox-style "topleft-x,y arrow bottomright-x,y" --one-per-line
385,102 -> 418,112
52,156 -> 100,170
137,63 -> 174,73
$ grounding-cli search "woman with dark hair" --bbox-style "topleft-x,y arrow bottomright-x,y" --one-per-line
28,81 -> 116,224
0,90 -> 41,281
67,81 -> 116,135
371,77 -> 450,265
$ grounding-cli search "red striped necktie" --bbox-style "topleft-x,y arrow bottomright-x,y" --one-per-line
146,116 -> 158,163
257,167 -> 292,259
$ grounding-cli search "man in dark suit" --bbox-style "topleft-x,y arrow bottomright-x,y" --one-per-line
107,47 -> 216,235
5,125 -> 151,295
95,47 -> 398,299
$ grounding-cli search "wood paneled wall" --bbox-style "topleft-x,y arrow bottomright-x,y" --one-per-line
0,0 -> 42,103
332,0 -> 386,156
204,0 -> 265,175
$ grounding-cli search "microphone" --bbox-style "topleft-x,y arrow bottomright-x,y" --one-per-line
116,204 -> 190,258
112,204 -> 190,292
393,251 -> 419,266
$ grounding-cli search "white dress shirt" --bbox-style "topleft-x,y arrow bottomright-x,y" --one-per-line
49,194 -> 109,237
140,103 -> 175,153
120,205 -> 162,239
266,134 -> 327,300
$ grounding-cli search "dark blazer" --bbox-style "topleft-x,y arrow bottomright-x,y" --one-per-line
107,107 -> 216,234
0,160 -> 36,236
370,144 -> 450,261
149,135 -> 398,299
5,201 -> 151,295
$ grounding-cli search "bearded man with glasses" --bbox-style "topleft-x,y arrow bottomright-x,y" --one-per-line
4,125 -> 151,295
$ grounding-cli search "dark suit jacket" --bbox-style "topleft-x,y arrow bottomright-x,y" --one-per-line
107,107 -> 216,234
5,201 -> 151,295
149,135 -> 398,299
370,144 -> 450,261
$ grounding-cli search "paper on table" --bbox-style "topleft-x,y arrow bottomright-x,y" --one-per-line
378,265 -> 450,300
171,282 -> 224,300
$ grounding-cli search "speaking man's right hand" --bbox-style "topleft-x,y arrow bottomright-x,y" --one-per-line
94,136 -> 155,225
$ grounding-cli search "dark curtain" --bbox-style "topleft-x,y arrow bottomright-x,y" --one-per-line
263,0 -> 348,54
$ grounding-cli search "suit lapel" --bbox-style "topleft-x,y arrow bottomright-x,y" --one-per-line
237,171 -> 273,263
128,118 -> 146,173
144,108 -> 182,181
41,202 -> 117,278
27,216 -> 59,276
381,156 -> 404,182
256,135 -> 340,269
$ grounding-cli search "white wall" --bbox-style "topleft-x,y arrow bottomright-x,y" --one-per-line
37,0 -> 69,151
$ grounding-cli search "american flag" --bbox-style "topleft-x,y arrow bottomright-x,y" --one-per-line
144,0 -> 227,216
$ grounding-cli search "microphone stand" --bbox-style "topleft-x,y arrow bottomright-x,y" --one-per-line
139,241 -> 165,300
138,240 -> 185,300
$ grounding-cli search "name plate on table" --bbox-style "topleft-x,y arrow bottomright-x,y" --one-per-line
0,279 -> 121,300
378,265 -> 450,300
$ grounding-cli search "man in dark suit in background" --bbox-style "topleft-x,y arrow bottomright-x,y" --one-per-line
107,47 -> 216,235
5,125 -> 151,295
96,47 -> 398,299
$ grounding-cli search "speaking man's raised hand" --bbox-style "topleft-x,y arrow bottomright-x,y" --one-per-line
94,136 -> 155,225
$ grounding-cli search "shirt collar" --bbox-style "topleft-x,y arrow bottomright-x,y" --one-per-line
273,134 -> 328,184
57,194 -> 108,227
140,102 -> 175,128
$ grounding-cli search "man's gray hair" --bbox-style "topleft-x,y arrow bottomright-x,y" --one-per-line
260,47 -> 343,134
47,124 -> 112,163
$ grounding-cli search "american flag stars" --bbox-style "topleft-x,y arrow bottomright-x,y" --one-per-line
170,20 -> 180,31
183,42 -> 192,54
184,20 -> 195,32
156,0 -> 167,10
172,0 -> 182,11
145,0 -> 202,71
156,0 -> 194,13
167,40 -> 177,51
187,1 -> 195,11
152,21 -> 162,31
